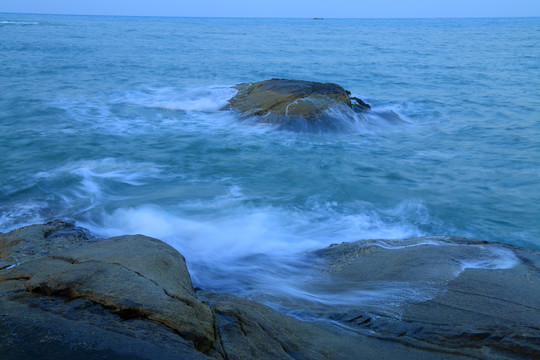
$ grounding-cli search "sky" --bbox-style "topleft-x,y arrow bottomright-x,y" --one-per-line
1,0 -> 539,18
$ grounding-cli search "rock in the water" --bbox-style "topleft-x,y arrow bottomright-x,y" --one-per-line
350,96 -> 371,111
224,78 -> 370,129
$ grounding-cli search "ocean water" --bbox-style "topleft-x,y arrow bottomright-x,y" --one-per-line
1,14 -> 539,311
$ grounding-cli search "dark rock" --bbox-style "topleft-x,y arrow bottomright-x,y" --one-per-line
350,96 -> 371,111
224,78 -> 370,127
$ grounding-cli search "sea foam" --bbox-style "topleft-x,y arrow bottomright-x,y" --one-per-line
127,86 -> 237,112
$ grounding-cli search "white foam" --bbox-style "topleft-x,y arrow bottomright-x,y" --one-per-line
38,158 -> 165,183
73,196 -> 432,309
51,98 -> 124,134
51,86 -> 277,137
91,204 -> 322,261
367,236 -> 519,270
33,158 -> 169,209
69,159 -> 162,186
0,200 -> 47,233
0,21 -> 39,25
368,239 -> 448,250
126,86 -> 237,113
86,196 -> 428,257
364,109 -> 410,126
460,245 -> 519,270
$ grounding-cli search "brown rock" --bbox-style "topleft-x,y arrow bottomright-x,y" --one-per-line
0,221 -> 215,359
225,79 -> 370,130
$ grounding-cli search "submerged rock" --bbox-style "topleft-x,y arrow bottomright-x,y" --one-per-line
224,78 -> 370,130
1,222 -> 539,359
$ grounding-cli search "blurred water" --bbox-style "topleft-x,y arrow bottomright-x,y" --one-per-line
1,14 -> 539,306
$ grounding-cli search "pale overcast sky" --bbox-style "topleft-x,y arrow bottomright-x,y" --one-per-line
1,0 -> 539,18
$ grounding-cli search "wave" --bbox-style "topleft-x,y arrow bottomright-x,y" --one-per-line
116,85 -> 412,134
71,196 -> 433,308
237,105 -> 410,134
1,196 -> 518,316
124,85 -> 237,112
0,200 -> 47,232
73,201 -> 519,318
52,85 -> 275,136
35,157 -> 168,192
51,84 -> 414,137
0,153 -> 519,315
83,200 -> 427,261
0,21 -> 40,25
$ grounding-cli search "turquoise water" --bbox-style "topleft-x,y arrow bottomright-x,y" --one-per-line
1,14 -> 539,304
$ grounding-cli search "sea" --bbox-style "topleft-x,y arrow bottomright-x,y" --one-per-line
1,14 -> 539,313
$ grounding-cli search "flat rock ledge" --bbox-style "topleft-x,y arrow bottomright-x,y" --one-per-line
1,221 -> 539,359
224,79 -> 370,128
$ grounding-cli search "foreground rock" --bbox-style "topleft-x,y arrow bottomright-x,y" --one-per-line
0,221 -> 215,359
308,237 -> 540,359
1,222 -> 539,359
224,78 -> 370,129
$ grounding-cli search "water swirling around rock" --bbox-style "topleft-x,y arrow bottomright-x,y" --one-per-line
224,78 -> 404,132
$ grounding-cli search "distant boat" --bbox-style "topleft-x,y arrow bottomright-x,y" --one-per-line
313,17 -> 324,20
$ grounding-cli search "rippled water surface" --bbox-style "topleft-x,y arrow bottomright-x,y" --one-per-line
1,14 -> 539,306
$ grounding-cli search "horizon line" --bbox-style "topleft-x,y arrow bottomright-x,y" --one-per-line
2,11 -> 539,20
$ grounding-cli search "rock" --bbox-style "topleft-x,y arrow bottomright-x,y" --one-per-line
0,221 -> 215,359
197,290 -> 465,360
2,222 -> 539,359
350,96 -> 371,111
224,78 -> 370,128
308,236 -> 540,359
0,220 -> 94,270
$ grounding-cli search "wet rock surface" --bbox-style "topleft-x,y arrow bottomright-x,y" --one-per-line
309,237 -> 540,359
197,290 -> 465,360
1,222 -> 539,359
224,78 -> 370,129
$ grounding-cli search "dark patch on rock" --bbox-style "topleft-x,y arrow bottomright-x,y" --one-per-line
350,96 -> 371,111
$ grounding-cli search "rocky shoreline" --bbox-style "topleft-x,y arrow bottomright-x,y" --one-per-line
1,221 -> 539,359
